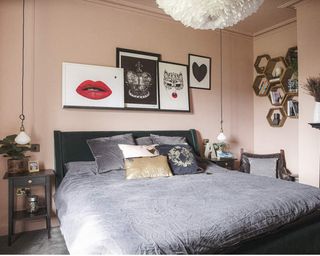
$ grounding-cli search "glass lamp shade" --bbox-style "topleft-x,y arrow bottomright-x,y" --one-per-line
217,131 -> 226,142
15,131 -> 31,145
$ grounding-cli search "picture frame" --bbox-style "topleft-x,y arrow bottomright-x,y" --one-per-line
28,160 -> 39,173
158,61 -> 190,112
188,54 -> 211,90
116,48 -> 161,110
62,62 -> 124,109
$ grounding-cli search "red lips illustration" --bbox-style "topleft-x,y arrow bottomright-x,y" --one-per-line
172,92 -> 177,99
76,80 -> 112,100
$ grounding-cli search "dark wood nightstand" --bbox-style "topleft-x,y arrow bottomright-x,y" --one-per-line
3,169 -> 54,246
208,158 -> 237,170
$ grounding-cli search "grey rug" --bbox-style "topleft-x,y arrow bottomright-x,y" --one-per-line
0,228 -> 69,254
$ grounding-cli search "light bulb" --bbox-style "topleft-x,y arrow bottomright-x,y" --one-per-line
15,131 -> 31,145
217,131 -> 226,142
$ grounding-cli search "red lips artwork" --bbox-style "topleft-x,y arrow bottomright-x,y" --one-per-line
76,80 -> 112,100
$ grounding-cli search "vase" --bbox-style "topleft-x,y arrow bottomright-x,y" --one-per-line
313,102 -> 320,123
7,158 -> 28,173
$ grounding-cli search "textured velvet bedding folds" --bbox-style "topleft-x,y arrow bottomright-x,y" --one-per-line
55,162 -> 320,254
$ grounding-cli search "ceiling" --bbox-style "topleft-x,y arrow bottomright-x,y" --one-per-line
100,0 -> 297,36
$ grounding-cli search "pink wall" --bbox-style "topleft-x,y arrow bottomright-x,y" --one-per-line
0,0 -> 253,235
296,0 -> 320,187
253,22 -> 298,174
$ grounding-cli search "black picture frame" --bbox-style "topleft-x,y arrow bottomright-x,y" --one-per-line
188,54 -> 211,90
158,60 -> 190,112
116,48 -> 161,110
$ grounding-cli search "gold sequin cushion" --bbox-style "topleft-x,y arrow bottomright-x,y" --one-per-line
125,155 -> 173,180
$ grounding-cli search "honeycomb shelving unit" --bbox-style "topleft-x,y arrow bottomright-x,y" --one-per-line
253,47 -> 298,128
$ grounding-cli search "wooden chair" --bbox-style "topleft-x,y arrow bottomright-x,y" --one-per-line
239,148 -> 295,181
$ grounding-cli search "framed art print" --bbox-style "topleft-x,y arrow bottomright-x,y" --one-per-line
188,54 -> 211,90
116,48 -> 161,109
62,62 -> 124,109
158,61 -> 190,112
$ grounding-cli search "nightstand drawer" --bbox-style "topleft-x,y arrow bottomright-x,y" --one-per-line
216,160 -> 233,169
13,176 -> 46,187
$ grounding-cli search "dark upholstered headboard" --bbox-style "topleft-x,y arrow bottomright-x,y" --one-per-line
54,129 -> 200,187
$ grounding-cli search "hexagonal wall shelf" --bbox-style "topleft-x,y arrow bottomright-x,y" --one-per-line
264,57 -> 294,91
285,46 -> 298,66
268,85 -> 286,106
253,75 -> 270,96
283,95 -> 299,118
267,107 -> 287,127
254,54 -> 271,74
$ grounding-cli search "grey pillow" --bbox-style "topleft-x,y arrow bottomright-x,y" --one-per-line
87,133 -> 135,174
248,158 -> 278,178
150,134 -> 187,145
65,161 -> 97,177
135,136 -> 153,145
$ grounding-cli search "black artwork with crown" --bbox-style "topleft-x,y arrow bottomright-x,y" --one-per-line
117,48 -> 161,109
122,58 -> 157,104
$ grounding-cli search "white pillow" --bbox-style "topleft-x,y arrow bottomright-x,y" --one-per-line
248,158 -> 278,178
118,144 -> 159,159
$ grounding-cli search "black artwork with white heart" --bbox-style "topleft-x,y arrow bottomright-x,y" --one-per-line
192,62 -> 207,82
188,54 -> 211,90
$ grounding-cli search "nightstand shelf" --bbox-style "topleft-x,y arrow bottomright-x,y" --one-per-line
3,169 -> 54,246
13,207 -> 47,221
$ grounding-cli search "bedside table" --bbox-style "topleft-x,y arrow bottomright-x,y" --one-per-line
208,158 -> 237,170
3,169 -> 54,246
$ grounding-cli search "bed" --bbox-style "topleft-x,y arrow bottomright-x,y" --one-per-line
54,129 -> 320,254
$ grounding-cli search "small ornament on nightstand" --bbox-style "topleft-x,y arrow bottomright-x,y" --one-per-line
28,160 -> 39,173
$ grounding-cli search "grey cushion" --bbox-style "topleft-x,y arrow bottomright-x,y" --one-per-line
65,161 -> 97,177
248,158 -> 278,178
135,136 -> 154,145
150,134 -> 187,145
87,133 -> 135,173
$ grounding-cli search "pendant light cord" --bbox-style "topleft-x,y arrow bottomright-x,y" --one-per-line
220,29 -> 223,132
19,0 -> 26,130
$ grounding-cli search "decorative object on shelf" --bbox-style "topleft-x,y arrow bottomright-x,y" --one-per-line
156,0 -> 264,30
0,135 -> 30,173
204,141 -> 216,159
268,85 -> 285,106
283,95 -> 299,118
188,54 -> 211,90
158,61 -> 190,111
266,107 -> 287,127
26,195 -> 39,214
253,75 -> 270,96
217,30 -> 226,142
28,160 -> 39,173
254,54 -> 271,74
264,57 -> 293,88
286,46 -> 298,94
117,48 -> 161,109
303,76 -> 320,123
62,62 -> 124,109
15,0 -> 31,145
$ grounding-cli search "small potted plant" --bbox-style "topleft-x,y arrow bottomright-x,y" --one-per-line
0,134 -> 30,173
304,76 -> 320,123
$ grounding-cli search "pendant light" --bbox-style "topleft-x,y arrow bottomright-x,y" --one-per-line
15,0 -> 31,145
217,29 -> 226,142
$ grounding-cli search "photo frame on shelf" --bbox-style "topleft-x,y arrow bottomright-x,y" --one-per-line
62,62 -> 124,109
28,160 -> 39,173
158,61 -> 190,112
116,48 -> 161,110
188,54 -> 211,90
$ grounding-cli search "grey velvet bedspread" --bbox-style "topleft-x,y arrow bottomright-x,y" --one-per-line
55,162 -> 320,254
